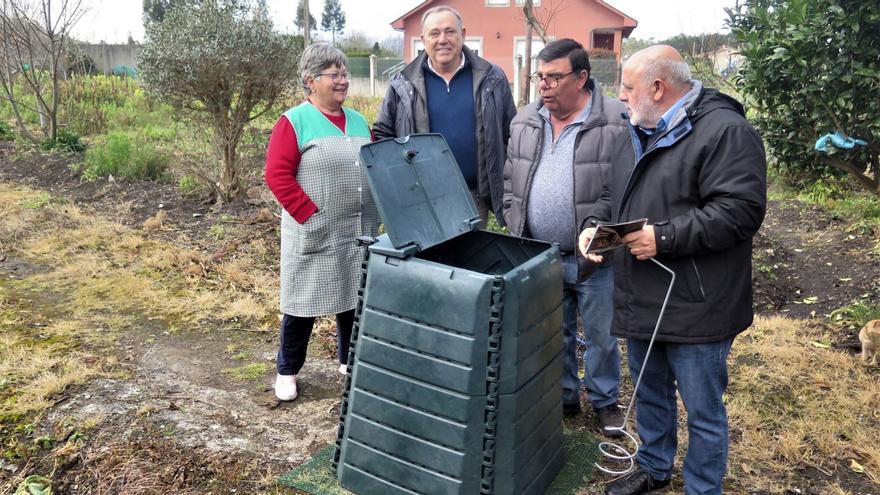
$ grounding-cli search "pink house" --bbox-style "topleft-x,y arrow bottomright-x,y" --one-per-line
391,0 -> 637,95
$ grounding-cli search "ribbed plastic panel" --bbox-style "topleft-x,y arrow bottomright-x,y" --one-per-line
336,231 -> 564,495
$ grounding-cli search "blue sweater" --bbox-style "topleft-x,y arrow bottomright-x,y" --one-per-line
424,64 -> 478,189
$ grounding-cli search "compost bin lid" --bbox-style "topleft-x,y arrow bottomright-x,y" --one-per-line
360,134 -> 481,253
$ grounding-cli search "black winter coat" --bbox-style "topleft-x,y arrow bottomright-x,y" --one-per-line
587,87 -> 767,343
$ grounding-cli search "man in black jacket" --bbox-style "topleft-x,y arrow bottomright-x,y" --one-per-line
578,45 -> 767,495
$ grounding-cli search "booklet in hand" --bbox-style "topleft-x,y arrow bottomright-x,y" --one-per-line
585,218 -> 648,254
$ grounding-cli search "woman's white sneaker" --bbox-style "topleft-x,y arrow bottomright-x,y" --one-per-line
274,374 -> 297,401
338,364 -> 348,375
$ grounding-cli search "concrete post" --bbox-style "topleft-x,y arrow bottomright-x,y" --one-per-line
369,54 -> 377,97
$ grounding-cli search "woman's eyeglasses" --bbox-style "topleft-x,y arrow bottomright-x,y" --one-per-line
317,72 -> 351,82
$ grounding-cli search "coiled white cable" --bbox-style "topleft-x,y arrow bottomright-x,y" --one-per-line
596,257 -> 676,476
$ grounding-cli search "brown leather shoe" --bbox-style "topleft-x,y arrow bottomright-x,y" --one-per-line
595,404 -> 625,438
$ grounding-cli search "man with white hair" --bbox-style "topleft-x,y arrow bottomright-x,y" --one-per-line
373,6 -> 516,224
578,45 -> 767,495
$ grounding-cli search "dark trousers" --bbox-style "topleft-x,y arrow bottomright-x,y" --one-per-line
276,309 -> 355,375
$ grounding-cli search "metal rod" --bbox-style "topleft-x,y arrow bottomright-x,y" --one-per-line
595,257 -> 676,476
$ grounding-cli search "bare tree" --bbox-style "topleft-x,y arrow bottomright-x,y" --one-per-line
519,0 -> 564,106
0,0 -> 85,144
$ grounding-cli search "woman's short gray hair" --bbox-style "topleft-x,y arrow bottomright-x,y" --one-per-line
299,42 -> 348,95
641,57 -> 692,91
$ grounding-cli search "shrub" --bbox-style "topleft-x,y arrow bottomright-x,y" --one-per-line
178,175 -> 200,195
345,96 -> 382,126
40,129 -> 87,153
80,132 -> 168,181
588,48 -> 616,59
139,0 -> 299,203
729,0 -> 880,196
0,120 -> 12,140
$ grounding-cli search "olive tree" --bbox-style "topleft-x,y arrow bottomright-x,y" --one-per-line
728,0 -> 880,195
139,0 -> 298,202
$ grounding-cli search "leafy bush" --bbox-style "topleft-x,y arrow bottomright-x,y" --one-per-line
40,129 -> 86,153
80,132 -> 168,181
729,0 -> 880,196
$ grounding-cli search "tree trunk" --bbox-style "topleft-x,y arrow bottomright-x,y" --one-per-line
818,154 -> 880,197
303,0 -> 310,46
10,100 -> 41,145
520,24 -> 533,107
215,117 -> 245,203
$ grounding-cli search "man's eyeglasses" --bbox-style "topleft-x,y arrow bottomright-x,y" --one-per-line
316,72 -> 351,82
529,71 -> 578,88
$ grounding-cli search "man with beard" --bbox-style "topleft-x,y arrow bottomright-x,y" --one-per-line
579,45 -> 767,495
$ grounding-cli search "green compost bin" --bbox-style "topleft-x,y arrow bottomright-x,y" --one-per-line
334,134 -> 565,495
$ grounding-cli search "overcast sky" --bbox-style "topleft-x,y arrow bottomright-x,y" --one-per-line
73,0 -> 736,44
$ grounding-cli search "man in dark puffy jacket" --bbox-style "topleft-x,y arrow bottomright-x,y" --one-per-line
372,6 -> 515,225
578,45 -> 766,495
503,39 -> 630,438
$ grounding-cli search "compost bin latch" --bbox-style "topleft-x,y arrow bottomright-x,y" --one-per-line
356,236 -> 377,247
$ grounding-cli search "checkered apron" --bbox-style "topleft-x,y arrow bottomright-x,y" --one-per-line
279,105 -> 379,317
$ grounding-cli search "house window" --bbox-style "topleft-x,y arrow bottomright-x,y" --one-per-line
486,0 -> 509,6
515,0 -> 540,5
592,32 -> 615,51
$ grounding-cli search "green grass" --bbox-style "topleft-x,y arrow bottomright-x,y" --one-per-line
221,363 -> 271,382
78,131 -> 169,181
178,175 -> 200,196
830,297 -> 880,329
21,192 -> 53,210
0,120 -> 13,140
769,173 -> 880,236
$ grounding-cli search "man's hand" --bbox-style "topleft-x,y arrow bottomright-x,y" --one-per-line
577,227 -> 604,263
622,225 -> 657,260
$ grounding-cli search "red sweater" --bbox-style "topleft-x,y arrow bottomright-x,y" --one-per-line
264,111 -> 347,223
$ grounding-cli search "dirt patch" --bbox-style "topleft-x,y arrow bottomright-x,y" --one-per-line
1,262 -> 344,494
755,200 -> 879,317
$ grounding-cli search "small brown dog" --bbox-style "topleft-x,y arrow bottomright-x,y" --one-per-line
860,320 -> 880,365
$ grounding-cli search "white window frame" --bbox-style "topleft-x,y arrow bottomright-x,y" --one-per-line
412,37 -> 424,60
464,37 -> 483,56
486,0 -> 509,6
515,0 -> 540,5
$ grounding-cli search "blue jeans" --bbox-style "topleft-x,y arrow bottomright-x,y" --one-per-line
561,255 -> 619,409
627,337 -> 735,495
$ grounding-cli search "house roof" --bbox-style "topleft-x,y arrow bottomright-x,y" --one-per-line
391,0 -> 638,36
